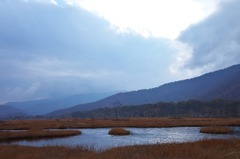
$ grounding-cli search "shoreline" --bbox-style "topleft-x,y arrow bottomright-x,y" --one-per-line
1,118 -> 240,158
1,118 -> 240,130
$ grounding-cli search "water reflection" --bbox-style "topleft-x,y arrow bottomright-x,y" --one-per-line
4,127 -> 240,150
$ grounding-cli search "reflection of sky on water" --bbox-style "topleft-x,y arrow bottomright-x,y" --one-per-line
3,127 -> 240,151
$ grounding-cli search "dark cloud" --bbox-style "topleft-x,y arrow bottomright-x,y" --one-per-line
179,0 -> 240,71
0,0 -> 110,56
0,0 -> 173,103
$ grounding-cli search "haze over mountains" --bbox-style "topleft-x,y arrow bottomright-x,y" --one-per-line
48,64 -> 240,117
0,105 -> 26,120
0,92 -> 116,119
0,64 -> 239,119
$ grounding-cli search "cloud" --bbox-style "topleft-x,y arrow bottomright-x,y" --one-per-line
2,0 -> 234,104
76,0 -> 219,39
170,0 -> 240,76
0,0 -> 177,103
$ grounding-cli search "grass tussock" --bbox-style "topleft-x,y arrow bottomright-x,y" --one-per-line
1,118 -> 240,130
200,126 -> 233,134
0,130 -> 81,141
0,139 -> 240,159
108,128 -> 130,136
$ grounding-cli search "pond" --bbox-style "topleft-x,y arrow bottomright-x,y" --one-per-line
3,127 -> 240,151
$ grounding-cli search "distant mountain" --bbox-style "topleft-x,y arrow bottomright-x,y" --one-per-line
48,64 -> 240,117
0,105 -> 26,119
1,92 -> 116,115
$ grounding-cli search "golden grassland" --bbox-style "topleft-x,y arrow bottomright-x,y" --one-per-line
0,130 -> 81,141
0,139 -> 240,159
200,126 -> 233,134
0,118 -> 240,158
1,117 -> 240,130
108,128 -> 130,136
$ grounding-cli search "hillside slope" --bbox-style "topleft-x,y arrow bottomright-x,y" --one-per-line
1,92 -> 116,115
69,100 -> 240,118
48,64 -> 240,117
0,105 -> 26,119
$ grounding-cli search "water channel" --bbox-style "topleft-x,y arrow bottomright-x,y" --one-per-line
3,127 -> 240,151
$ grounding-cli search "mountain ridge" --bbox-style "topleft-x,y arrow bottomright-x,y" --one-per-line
0,105 -> 27,119
47,64 -> 240,117
0,92 -> 117,116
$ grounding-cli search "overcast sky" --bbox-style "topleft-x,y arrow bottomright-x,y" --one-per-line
0,0 -> 239,103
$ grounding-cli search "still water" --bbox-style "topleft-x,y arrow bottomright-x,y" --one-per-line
5,127 -> 240,150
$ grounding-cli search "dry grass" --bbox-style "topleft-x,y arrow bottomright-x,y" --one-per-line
108,128 -> 130,136
0,145 -> 94,159
200,126 -> 233,134
1,118 -> 240,130
0,139 -> 240,159
0,130 -> 81,141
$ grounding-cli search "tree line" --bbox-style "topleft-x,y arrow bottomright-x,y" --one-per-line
66,99 -> 240,118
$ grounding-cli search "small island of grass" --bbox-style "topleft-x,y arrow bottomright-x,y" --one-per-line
108,128 -> 131,136
200,126 -> 233,134
0,130 -> 81,142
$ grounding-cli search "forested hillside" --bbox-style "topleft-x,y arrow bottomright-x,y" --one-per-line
65,100 -> 240,118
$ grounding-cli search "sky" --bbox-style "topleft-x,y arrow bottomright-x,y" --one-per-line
0,0 -> 239,103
